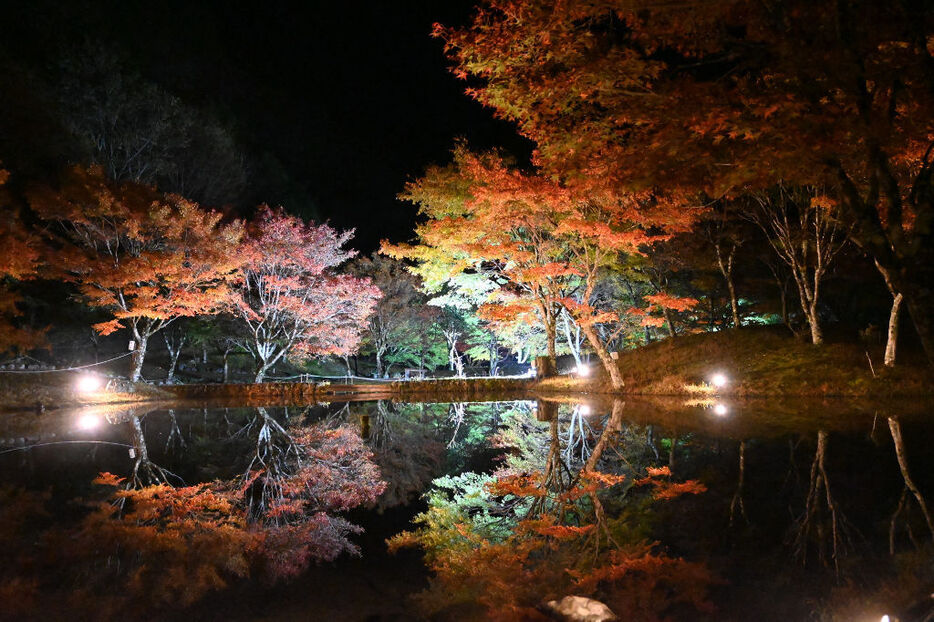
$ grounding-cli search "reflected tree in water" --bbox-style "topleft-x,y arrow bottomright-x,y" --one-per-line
790,430 -> 857,574
391,399 -> 712,621
887,416 -> 934,554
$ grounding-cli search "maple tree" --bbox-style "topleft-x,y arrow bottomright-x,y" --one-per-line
437,0 -> 934,361
391,146 -> 692,388
390,401 -> 711,621
387,145 -> 570,363
227,207 -> 379,382
30,166 -> 244,381
347,253 -> 433,377
0,168 -> 42,353
746,187 -> 849,345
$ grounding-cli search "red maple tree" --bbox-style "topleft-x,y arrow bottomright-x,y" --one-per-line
227,207 -> 380,382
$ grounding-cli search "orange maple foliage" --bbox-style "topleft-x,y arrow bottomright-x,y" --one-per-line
392,145 -> 695,387
30,166 -> 244,380
438,0 -> 934,359
391,465 -> 712,621
0,168 -> 43,353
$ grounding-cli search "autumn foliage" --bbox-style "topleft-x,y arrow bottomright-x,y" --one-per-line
29,166 -> 244,379
228,207 -> 379,381
390,465 -> 710,621
436,0 -> 934,359
0,421 -> 386,617
0,169 -> 42,353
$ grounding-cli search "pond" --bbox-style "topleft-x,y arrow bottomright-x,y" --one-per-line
1,397 -> 932,621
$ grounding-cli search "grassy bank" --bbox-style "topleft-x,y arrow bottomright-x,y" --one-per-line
535,326 -> 934,397
0,372 -> 172,412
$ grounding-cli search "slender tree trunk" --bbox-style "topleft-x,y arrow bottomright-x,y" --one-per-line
730,441 -> 748,526
544,307 -> 557,363
716,244 -> 741,328
201,345 -> 208,364
662,307 -> 676,339
375,348 -> 384,377
885,293 -> 903,367
561,311 -> 583,366
222,349 -> 230,383
167,350 -> 180,384
579,322 -> 624,390
130,328 -> 148,383
584,399 -> 624,471
875,259 -> 903,367
164,333 -> 185,384
727,280 -> 740,329
254,360 -> 270,383
888,417 -> 934,540
808,303 -> 823,345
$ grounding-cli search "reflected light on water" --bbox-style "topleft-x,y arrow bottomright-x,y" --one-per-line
578,404 -> 592,416
713,403 -> 728,417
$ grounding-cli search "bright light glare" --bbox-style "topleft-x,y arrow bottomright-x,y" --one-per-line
579,404 -> 592,416
713,403 -> 728,416
76,375 -> 103,393
710,373 -> 728,388
880,616 -> 890,622
76,414 -> 101,430
576,364 -> 590,377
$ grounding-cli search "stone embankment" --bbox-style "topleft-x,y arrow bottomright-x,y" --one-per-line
162,376 -> 535,403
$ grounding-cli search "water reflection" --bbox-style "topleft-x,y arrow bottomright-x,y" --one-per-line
0,397 -> 932,620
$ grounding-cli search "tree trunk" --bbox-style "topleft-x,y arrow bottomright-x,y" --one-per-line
888,417 -> 934,540
885,293 -> 903,367
202,345 -> 208,364
716,243 -> 741,328
544,308 -> 557,363
222,349 -> 230,383
662,307 -> 676,339
130,329 -> 148,382
375,348 -> 384,377
727,279 -> 740,329
167,350 -> 180,384
808,305 -> 823,345
561,311 -> 584,366
579,322 -> 624,390
254,362 -> 270,383
164,333 -> 185,384
584,399 -> 624,471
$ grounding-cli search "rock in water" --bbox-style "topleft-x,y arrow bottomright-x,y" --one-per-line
544,596 -> 617,622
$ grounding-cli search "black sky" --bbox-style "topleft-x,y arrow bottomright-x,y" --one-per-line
0,0 -> 531,251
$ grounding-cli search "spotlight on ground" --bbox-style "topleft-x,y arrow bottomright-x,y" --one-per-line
576,364 -> 590,377
76,375 -> 103,393
710,372 -> 728,388
76,414 -> 101,430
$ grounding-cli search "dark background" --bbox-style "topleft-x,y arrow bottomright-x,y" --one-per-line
0,0 -> 531,251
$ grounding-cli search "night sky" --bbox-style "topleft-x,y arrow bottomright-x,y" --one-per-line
0,0 -> 532,251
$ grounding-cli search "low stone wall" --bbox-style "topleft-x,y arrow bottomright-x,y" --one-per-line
163,377 -> 535,403
163,382 -> 319,401
390,377 -> 533,398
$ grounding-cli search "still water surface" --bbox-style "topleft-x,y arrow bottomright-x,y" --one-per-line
1,397 -> 932,621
